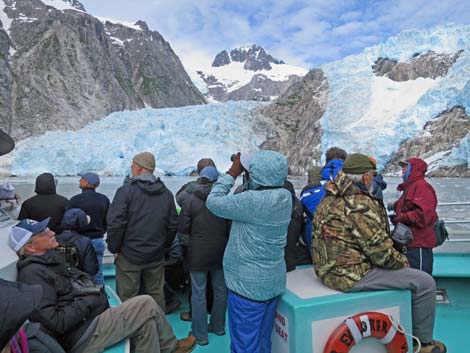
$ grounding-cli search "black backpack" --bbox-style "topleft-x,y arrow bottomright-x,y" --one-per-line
434,218 -> 449,246
56,234 -> 81,269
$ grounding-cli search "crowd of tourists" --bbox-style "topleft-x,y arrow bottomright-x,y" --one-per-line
0,133 -> 446,353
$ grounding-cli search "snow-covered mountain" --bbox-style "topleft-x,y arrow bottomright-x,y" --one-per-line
0,0 -> 204,140
1,24 -> 469,177
193,45 -> 308,102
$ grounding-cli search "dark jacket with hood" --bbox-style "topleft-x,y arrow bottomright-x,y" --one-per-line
393,158 -> 438,248
16,251 -> 109,352
283,181 -> 305,272
18,173 -> 68,232
56,231 -> 98,277
178,182 -> 230,271
106,173 -> 178,264
66,189 -> 110,239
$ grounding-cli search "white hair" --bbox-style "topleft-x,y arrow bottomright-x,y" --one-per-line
345,172 -> 374,194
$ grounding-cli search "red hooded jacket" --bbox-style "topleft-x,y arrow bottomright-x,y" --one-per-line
393,158 -> 438,248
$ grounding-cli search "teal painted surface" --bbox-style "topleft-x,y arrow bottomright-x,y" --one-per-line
103,255 -> 469,353
433,253 -> 470,277
278,286 -> 412,353
434,277 -> 470,353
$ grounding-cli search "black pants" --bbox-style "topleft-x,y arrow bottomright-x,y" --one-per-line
406,247 -> 433,275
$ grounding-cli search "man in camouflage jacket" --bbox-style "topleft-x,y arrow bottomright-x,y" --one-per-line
311,153 -> 446,353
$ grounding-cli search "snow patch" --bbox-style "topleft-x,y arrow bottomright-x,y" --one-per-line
97,16 -> 142,31
198,61 -> 308,93
40,0 -> 84,12
321,23 -> 470,169
0,1 -> 13,33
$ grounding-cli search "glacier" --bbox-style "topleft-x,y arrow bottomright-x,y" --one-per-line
2,23 -> 470,176
321,23 -> 470,169
5,102 -> 264,176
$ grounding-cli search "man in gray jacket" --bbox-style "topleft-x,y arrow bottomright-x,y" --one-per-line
107,152 -> 178,312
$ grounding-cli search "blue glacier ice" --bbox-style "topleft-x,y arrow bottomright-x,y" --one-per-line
9,101 -> 264,176
321,23 -> 470,169
5,24 -> 470,176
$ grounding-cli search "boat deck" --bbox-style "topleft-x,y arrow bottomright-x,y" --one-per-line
103,257 -> 470,353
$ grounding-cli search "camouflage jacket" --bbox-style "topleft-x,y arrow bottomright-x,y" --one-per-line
312,171 -> 408,292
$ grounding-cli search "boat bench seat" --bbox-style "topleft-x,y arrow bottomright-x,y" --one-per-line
433,253 -> 470,277
272,266 -> 413,353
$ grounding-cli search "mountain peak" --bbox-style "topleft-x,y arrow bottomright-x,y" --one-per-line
212,44 -> 285,71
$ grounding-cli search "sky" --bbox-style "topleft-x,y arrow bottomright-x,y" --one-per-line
81,0 -> 470,70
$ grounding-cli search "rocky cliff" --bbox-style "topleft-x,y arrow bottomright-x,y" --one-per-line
384,106 -> 470,176
0,0 -> 205,140
373,50 -> 463,81
196,44 -> 307,102
256,69 -> 328,174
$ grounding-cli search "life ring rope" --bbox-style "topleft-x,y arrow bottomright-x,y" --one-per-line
323,311 -> 421,353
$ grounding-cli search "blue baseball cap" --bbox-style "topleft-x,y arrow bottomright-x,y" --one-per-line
79,172 -> 100,187
9,218 -> 50,252
199,166 -> 219,182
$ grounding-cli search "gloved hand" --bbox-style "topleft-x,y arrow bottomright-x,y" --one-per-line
391,212 -> 409,225
227,152 -> 243,178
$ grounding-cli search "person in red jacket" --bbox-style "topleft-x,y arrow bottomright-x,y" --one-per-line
392,158 -> 438,274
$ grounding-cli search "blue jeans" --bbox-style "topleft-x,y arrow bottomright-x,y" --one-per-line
228,290 -> 278,353
190,269 -> 227,344
406,247 -> 433,275
92,238 -> 105,284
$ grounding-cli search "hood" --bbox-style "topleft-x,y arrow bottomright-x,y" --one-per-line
321,159 -> 344,181
35,172 -> 57,195
397,158 -> 427,191
130,173 -> 166,195
325,170 -> 366,197
193,183 -> 213,201
247,150 -> 287,188
0,279 -> 43,348
61,208 -> 89,231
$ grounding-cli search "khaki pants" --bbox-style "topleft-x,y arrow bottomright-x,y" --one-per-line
115,254 -> 166,312
81,295 -> 176,353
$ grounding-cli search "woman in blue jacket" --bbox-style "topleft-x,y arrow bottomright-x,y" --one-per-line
207,150 -> 292,353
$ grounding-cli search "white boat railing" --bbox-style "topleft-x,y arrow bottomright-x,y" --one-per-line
438,202 -> 470,242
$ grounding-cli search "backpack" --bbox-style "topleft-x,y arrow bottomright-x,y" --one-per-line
434,218 -> 449,246
8,323 -> 65,353
56,234 -> 81,269
300,183 -> 326,251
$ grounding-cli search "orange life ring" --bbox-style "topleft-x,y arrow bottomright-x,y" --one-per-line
323,311 -> 408,353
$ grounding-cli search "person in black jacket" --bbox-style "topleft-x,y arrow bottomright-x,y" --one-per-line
9,218 -> 196,353
107,152 -> 178,312
67,172 -> 110,284
56,208 -> 99,277
175,158 -> 216,322
178,166 -> 230,346
283,180 -> 306,272
18,173 -> 67,233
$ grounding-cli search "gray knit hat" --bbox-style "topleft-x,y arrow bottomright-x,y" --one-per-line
133,152 -> 156,171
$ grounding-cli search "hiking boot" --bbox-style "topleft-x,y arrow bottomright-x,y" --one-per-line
414,340 -> 447,353
165,298 -> 181,314
173,334 -> 196,353
180,310 -> 191,321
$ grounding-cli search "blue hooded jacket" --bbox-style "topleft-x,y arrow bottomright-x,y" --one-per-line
206,150 -> 292,300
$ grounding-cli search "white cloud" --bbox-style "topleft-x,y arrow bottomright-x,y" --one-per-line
81,0 -> 470,69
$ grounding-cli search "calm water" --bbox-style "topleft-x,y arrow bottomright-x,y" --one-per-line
4,175 -> 470,251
